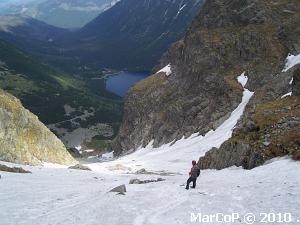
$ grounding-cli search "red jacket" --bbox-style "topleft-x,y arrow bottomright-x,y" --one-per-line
189,166 -> 194,176
189,160 -> 197,176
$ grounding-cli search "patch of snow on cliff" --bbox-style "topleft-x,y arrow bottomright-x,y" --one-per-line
289,77 -> 293,85
237,71 -> 248,87
157,64 -> 172,76
176,4 -> 186,16
281,92 -> 292,99
282,53 -> 300,72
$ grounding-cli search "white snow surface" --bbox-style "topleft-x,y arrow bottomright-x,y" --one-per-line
282,53 -> 300,72
1,158 -> 299,225
101,151 -> 114,160
157,64 -> 172,76
237,72 -> 248,88
1,73 -> 299,225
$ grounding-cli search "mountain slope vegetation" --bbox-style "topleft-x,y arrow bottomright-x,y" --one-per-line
0,39 -> 123,142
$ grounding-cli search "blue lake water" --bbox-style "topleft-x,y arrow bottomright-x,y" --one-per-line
106,71 -> 149,97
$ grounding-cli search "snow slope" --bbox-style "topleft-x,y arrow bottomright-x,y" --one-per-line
0,158 -> 299,225
0,74 -> 299,225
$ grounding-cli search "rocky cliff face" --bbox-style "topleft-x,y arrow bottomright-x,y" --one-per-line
0,89 -> 77,165
112,0 -> 300,167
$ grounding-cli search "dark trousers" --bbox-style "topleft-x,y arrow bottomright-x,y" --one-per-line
186,177 -> 197,189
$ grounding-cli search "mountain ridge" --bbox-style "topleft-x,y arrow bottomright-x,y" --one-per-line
111,0 -> 300,168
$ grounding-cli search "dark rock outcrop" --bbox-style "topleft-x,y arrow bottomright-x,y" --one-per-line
0,164 -> 31,173
293,67 -> 300,96
112,0 -> 300,164
199,143 -> 264,170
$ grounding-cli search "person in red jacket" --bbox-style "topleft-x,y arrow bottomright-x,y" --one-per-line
186,160 -> 200,190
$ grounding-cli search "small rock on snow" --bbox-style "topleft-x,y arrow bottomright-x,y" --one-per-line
109,184 -> 127,194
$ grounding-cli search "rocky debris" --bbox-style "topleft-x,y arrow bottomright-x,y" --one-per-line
109,185 -> 126,194
108,164 -> 132,171
0,89 -> 77,165
135,168 -> 148,174
129,178 -> 165,184
0,164 -> 31,173
134,168 -> 180,176
68,164 -> 91,171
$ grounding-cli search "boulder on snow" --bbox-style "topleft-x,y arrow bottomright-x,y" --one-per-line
129,179 -> 141,184
135,168 -> 147,174
69,164 -> 91,171
129,178 -> 165,184
109,184 -> 127,194
292,150 -> 300,161
0,164 -> 31,173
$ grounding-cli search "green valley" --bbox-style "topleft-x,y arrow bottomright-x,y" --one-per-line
0,39 -> 123,150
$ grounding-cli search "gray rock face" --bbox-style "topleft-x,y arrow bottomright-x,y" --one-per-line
199,142 -> 264,170
0,89 -> 77,166
293,67 -> 300,96
112,0 -> 300,160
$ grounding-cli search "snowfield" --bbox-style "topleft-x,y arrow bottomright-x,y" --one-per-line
0,73 -> 299,225
0,158 -> 299,225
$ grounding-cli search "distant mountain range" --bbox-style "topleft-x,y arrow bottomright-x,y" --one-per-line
0,0 -> 204,72
56,0 -> 205,71
0,0 -> 119,28
0,0 -> 205,149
